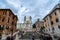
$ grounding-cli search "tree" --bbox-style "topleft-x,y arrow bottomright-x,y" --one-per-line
33,24 -> 36,28
40,26 -> 45,31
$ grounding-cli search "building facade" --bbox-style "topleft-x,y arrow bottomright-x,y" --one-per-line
0,9 -> 18,35
43,3 -> 60,34
33,19 -> 44,31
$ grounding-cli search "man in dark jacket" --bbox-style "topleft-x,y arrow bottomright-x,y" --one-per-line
32,34 -> 35,40
0,32 -> 2,40
48,35 -> 53,40
10,32 -> 14,40
10,36 -> 14,40
6,36 -> 10,40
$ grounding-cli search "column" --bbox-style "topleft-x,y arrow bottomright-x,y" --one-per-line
56,10 -> 60,22
48,16 -> 52,33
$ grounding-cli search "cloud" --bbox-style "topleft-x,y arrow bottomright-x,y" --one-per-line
6,0 -> 21,9
1,0 -> 59,23
20,7 -> 27,13
53,0 -> 59,3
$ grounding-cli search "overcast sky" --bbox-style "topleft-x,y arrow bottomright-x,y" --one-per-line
0,0 -> 60,23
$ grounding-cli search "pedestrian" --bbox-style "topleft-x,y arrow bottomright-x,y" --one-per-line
48,35 -> 53,40
0,35 -> 2,40
43,35 -> 49,40
39,35 -> 43,40
58,37 -> 60,40
6,36 -> 10,40
32,34 -> 35,40
10,35 -> 14,40
43,34 -> 52,40
10,32 -> 14,40
29,34 -> 32,40
21,33 -> 23,38
43,36 -> 47,40
0,32 -> 2,40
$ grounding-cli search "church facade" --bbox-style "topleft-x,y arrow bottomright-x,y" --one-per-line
19,16 -> 32,32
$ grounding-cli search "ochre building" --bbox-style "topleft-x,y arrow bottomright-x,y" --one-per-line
0,9 -> 18,35
43,3 -> 60,34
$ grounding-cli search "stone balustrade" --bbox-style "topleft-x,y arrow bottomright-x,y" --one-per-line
1,31 -> 20,40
